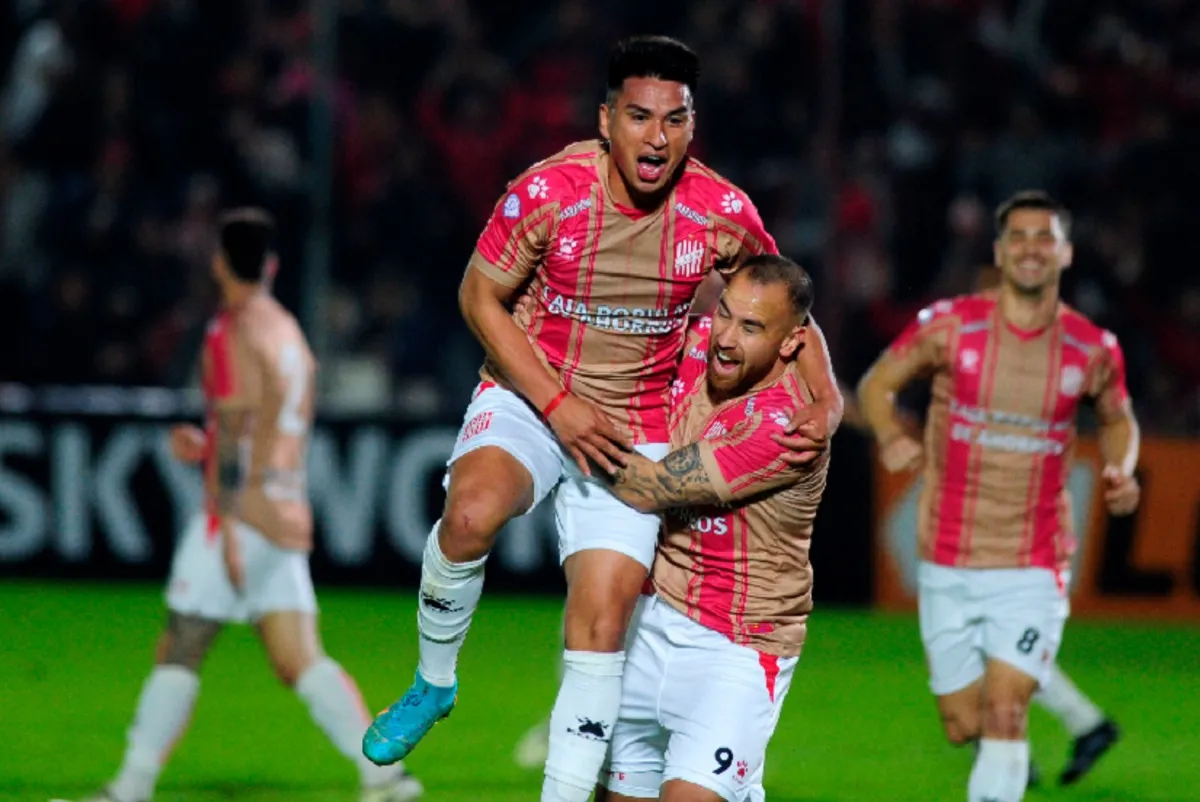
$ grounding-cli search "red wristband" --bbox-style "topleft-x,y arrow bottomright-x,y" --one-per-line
541,390 -> 569,419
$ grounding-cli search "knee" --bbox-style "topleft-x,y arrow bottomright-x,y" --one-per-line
983,695 -> 1030,740
269,652 -> 314,688
565,594 -> 637,652
439,494 -> 510,562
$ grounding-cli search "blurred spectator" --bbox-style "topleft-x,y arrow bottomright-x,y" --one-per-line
0,0 -> 1195,432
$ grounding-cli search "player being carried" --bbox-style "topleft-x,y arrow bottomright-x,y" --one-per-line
72,210 -> 422,802
857,191 -> 1139,802
362,36 -> 842,802
589,254 -> 829,802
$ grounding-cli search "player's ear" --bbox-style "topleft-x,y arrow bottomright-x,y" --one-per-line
780,323 -> 805,360
598,101 -> 612,142
1061,242 -> 1074,270
992,238 -> 1003,269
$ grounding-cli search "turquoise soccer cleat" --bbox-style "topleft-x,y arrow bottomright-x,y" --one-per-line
363,673 -> 457,765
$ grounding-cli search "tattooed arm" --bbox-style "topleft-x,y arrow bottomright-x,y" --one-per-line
606,445 -> 723,514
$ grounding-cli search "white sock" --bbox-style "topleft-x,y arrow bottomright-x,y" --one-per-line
296,658 -> 399,787
968,739 -> 1029,802
109,665 -> 199,802
541,650 -> 625,802
416,524 -> 487,687
1033,663 -> 1105,737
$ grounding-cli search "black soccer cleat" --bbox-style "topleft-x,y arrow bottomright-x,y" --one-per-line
1060,719 -> 1120,785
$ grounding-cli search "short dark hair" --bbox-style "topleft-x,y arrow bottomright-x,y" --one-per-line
738,254 -> 814,322
994,190 -> 1072,239
218,208 -> 275,281
607,36 -> 699,101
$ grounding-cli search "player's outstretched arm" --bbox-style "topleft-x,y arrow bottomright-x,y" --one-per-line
605,445 -> 722,513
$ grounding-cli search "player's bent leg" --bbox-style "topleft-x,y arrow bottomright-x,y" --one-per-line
367,446 -> 541,767
101,613 -> 219,802
967,658 -> 1039,802
1032,663 -> 1119,785
934,679 -> 983,746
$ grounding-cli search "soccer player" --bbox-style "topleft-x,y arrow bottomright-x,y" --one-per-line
592,254 -> 827,802
75,211 -> 422,802
363,36 -> 842,802
856,191 -> 1140,802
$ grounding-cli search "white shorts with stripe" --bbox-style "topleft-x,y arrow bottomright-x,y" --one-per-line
446,382 -> 667,569
918,561 -> 1069,695
601,595 -> 796,801
166,513 -> 317,624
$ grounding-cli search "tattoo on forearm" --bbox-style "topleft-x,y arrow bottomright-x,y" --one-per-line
611,444 -> 719,510
214,410 -> 245,515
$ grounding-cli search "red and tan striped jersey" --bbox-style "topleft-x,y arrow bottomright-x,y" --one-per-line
887,291 -> 1130,571
201,294 -> 316,551
470,140 -> 777,443
651,318 -> 829,658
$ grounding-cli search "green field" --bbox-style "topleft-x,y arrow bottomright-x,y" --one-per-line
0,583 -> 1195,802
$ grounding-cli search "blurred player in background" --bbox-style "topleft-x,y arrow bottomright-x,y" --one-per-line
593,255 -> 829,802
73,210 -> 422,802
857,191 -> 1138,802
363,36 -> 843,802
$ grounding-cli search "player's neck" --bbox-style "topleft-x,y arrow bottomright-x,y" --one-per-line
998,283 -> 1059,332
221,281 -> 262,311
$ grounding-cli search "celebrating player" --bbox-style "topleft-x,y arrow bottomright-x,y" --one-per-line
592,255 -> 828,802
74,211 -> 422,802
857,191 -> 1139,802
363,36 -> 842,802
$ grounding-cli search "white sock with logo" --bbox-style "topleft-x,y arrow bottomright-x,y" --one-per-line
541,650 -> 625,802
968,738 -> 1029,802
416,524 -> 487,687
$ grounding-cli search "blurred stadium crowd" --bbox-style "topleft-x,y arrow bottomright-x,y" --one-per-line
1,0 -> 1197,429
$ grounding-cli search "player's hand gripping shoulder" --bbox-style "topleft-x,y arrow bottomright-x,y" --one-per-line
544,391 -> 632,477
602,444 -> 721,513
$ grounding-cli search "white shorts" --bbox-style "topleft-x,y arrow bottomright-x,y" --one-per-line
602,596 -> 797,801
166,514 -> 317,624
918,561 -> 1068,695
447,382 -> 667,570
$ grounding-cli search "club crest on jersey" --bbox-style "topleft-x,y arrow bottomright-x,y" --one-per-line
959,348 -> 980,374
720,192 -> 744,215
527,176 -> 549,200
770,410 -> 791,428
557,235 -> 579,259
671,378 -> 688,398
704,420 -> 728,440
502,193 -> 520,218
675,239 -> 705,277
1060,364 -> 1084,397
